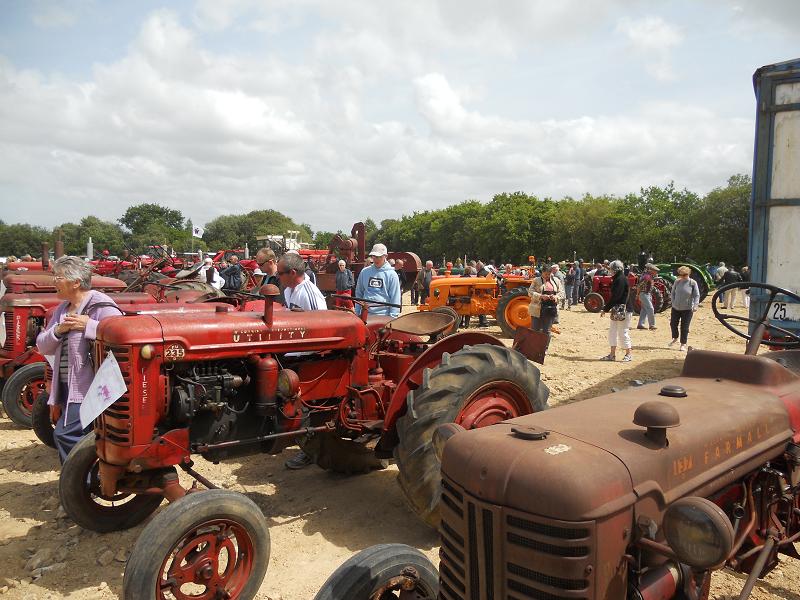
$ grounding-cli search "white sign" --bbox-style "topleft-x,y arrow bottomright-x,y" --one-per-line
0,312 -> 5,348
0,279 -> 6,300
769,302 -> 800,323
79,351 -> 127,429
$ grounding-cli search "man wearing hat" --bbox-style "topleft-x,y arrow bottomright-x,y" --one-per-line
636,263 -> 659,330
334,259 -> 355,309
355,243 -> 401,318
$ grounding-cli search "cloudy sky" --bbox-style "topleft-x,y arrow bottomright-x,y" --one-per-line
0,1 -> 797,233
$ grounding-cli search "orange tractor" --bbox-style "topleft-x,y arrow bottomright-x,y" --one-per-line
418,273 -> 533,337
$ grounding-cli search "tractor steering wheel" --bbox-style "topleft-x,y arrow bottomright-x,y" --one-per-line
712,282 -> 800,353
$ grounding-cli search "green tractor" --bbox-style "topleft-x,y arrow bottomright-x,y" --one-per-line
655,262 -> 714,302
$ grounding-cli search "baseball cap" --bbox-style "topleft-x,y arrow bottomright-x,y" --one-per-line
645,263 -> 658,271
368,243 -> 388,257
203,257 -> 213,265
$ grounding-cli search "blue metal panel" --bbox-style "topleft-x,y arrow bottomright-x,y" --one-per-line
749,58 -> 800,341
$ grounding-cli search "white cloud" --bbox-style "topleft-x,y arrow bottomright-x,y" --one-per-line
32,4 -> 77,29
616,16 -> 683,81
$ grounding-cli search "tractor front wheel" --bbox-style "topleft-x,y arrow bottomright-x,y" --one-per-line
395,344 -> 548,527
495,287 -> 531,338
583,292 -> 604,313
59,433 -> 166,532
1,362 -> 46,427
123,489 -> 270,600
313,544 -> 438,600
31,391 -> 56,448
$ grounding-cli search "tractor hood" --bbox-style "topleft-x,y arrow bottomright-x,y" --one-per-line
98,306 -> 368,356
2,273 -> 127,294
0,292 -> 155,311
443,353 -> 795,521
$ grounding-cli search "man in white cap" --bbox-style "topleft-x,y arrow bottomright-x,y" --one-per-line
355,243 -> 401,318
199,257 -> 224,289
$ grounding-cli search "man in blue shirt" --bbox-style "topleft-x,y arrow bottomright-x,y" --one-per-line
355,243 -> 401,318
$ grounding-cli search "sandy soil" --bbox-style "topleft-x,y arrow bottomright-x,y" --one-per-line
0,296 -> 798,599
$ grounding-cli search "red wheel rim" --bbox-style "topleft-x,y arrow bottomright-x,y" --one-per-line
157,519 -> 255,600
503,297 -> 531,331
586,295 -> 602,312
18,376 -> 46,417
456,382 -> 530,429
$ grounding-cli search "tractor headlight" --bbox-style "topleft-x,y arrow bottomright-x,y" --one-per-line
662,497 -> 734,569
277,369 -> 300,398
140,344 -> 156,360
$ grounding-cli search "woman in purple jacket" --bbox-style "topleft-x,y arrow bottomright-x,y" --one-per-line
36,256 -> 121,463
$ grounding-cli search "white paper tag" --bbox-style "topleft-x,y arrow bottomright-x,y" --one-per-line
0,280 -> 6,300
0,312 -> 5,348
79,351 -> 127,429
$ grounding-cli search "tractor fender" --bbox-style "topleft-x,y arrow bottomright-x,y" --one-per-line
381,331 -> 504,438
10,347 -> 43,368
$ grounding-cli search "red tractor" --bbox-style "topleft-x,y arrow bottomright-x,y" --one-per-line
59,290 -> 548,597
583,272 -> 670,314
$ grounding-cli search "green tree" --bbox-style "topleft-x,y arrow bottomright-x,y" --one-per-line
203,210 -> 312,252
691,174 -> 750,266
0,221 -> 52,257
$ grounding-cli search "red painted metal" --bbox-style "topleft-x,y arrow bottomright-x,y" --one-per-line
454,381 -> 531,429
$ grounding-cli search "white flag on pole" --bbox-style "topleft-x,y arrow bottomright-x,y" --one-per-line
80,351 -> 127,429
192,226 -> 205,238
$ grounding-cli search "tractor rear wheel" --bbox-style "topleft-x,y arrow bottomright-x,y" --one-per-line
300,433 -> 388,475
583,292 -> 604,313
633,288 -> 663,315
394,344 -> 548,528
60,433 -> 166,532
1,362 -> 46,427
123,489 -> 270,600
31,391 -> 56,448
495,287 -> 531,338
431,306 -> 459,336
313,543 -> 438,600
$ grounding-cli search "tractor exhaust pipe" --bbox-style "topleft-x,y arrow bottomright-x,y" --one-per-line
41,242 -> 49,270
259,284 -> 281,327
54,239 -> 64,260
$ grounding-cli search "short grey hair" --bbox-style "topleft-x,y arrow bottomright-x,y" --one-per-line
609,260 -> 624,272
54,256 -> 92,290
279,252 -> 306,274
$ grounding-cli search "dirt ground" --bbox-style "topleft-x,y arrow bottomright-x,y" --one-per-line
0,295 -> 798,599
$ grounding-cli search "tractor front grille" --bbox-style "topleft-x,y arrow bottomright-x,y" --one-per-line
439,476 -> 595,600
2,311 -> 14,351
94,344 -> 132,445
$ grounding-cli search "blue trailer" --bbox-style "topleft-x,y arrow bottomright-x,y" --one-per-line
748,58 -> 800,343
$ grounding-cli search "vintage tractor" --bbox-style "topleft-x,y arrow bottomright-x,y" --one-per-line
59,291 -> 548,597
418,275 -> 534,338
583,272 -> 669,315
656,262 -> 713,302
313,281 -> 800,600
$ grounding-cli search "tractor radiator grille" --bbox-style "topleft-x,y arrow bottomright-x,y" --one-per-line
439,475 -> 595,600
2,311 -> 14,351
94,344 -> 132,444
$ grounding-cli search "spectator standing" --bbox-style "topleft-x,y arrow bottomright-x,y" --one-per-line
723,266 -> 743,309
564,264 -> 576,310
714,261 -> 728,305
199,257 -> 224,289
636,264 -> 659,330
254,248 -> 280,287
35,257 -> 121,463
600,260 -> 633,362
551,264 -> 566,309
669,266 -> 700,351
334,259 -> 355,309
416,260 -> 436,305
740,266 -> 751,309
527,265 -> 565,353
355,244 -> 401,318
219,254 -> 243,291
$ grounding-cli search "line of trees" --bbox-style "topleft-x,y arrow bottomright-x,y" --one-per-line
0,174 -> 750,268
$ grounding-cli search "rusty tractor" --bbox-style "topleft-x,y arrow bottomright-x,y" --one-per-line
313,281 -> 800,600
58,290 -> 548,597
583,272 -> 670,315
418,274 -> 533,338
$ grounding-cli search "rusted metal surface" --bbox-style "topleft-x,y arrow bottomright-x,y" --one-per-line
511,326 -> 548,364
2,272 -> 126,294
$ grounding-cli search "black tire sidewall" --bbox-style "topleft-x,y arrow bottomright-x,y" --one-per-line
123,489 -> 270,600
59,433 -> 163,532
31,391 -> 56,448
1,362 -> 46,427
313,543 -> 438,600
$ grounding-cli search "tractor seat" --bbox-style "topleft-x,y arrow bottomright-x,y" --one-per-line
763,349 -> 800,377
385,311 -> 456,337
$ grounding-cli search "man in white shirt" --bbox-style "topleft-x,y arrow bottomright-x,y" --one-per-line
199,257 -> 224,290
278,252 -> 327,470
278,253 -> 326,310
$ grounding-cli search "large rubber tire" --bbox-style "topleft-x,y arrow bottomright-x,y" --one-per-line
1,362 -> 46,427
583,292 -> 604,313
395,344 -> 548,528
431,306 -> 459,337
59,433 -> 165,533
301,433 -> 388,475
123,489 -> 270,600
495,287 -> 532,338
31,391 -> 56,448
313,543 -> 438,600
